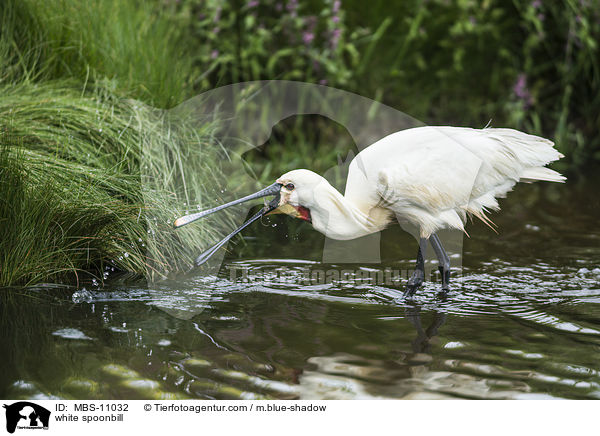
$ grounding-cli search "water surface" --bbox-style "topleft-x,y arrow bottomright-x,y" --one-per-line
1,178 -> 599,400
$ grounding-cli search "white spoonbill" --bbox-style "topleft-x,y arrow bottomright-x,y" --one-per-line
174,126 -> 565,296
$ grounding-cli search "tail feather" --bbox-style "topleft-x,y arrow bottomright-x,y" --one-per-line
520,167 -> 566,183
485,128 -> 561,160
460,128 -> 566,233
483,127 -> 566,183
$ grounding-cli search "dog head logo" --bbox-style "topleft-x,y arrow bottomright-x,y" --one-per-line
3,402 -> 50,434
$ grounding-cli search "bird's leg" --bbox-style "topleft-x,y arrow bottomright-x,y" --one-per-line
430,233 -> 450,292
405,237 -> 427,297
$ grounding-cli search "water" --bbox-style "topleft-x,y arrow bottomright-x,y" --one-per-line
1,178 -> 599,400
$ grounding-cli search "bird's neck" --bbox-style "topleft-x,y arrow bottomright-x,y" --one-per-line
309,184 -> 389,240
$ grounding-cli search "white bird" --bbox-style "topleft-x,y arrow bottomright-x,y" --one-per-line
175,126 -> 565,296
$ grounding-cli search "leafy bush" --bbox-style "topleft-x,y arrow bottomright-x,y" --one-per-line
172,0 -> 599,170
340,0 -> 599,170
508,0 -> 600,169
173,0 -> 390,89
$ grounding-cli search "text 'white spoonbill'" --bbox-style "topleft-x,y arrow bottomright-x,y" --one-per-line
174,126 -> 565,296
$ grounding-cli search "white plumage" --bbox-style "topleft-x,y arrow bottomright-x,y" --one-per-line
277,126 -> 565,240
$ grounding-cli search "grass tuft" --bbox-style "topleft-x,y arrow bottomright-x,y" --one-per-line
0,0 -> 227,286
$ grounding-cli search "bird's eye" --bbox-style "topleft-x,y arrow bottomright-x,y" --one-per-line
285,183 -> 295,191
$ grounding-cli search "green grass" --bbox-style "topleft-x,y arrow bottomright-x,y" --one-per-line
0,0 -> 230,286
1,0 -> 193,107
0,80 -> 232,286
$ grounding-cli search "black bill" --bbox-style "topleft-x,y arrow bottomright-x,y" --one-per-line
174,182 -> 282,228
193,195 -> 280,266
172,182 -> 282,267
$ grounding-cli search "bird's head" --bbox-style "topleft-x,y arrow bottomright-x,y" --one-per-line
272,169 -> 324,223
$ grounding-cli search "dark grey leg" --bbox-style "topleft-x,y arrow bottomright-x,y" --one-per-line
430,233 -> 450,291
405,238 -> 428,297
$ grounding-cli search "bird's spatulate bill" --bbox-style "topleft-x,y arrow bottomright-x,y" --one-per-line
172,182 -> 281,267
194,196 -> 280,266
173,182 -> 282,228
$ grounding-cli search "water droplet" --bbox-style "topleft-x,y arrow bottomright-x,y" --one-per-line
72,288 -> 93,304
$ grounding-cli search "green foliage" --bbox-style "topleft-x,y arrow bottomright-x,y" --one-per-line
171,0 -> 598,170
339,0 -> 600,171
0,81 -> 228,286
1,0 -> 194,107
0,0 -> 227,286
174,0 -> 390,89
510,0 -> 600,169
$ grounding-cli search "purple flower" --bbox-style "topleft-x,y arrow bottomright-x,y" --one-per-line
532,0 -> 541,9
513,74 -> 527,96
513,73 -> 533,106
302,31 -> 315,45
333,0 -> 341,13
330,28 -> 342,49
332,15 -> 340,23
247,0 -> 259,7
319,79 -> 328,85
211,50 -> 219,59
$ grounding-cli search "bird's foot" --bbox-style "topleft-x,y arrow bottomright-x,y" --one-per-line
438,266 -> 450,293
404,270 -> 425,298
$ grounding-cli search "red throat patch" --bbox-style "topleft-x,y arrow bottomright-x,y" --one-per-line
294,205 -> 312,223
